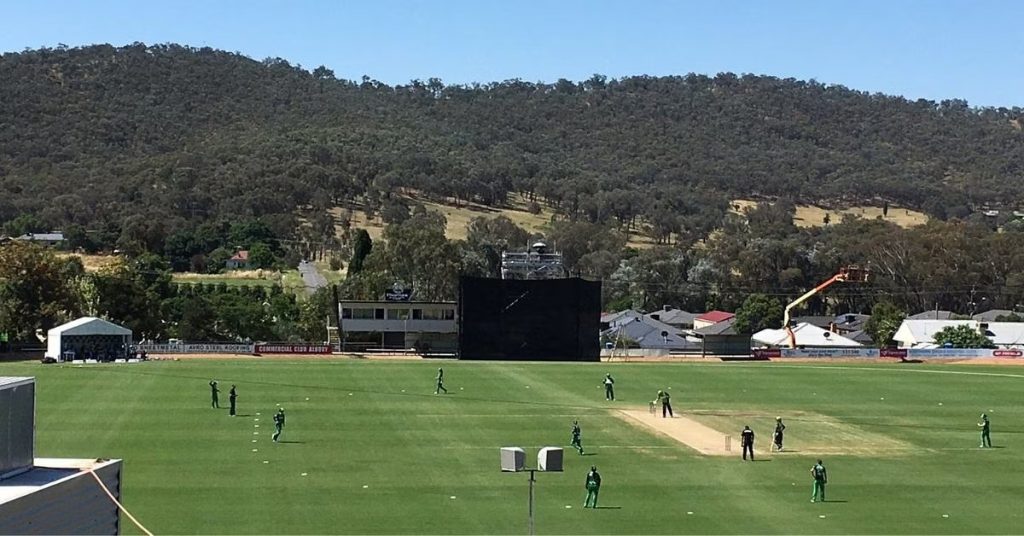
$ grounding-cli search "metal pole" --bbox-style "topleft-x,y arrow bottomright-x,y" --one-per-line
528,469 -> 536,536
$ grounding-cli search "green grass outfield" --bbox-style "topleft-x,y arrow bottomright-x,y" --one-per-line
4,359 -> 1024,534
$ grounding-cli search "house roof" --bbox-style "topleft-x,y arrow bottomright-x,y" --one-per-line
791,316 -> 835,329
845,329 -> 874,344
833,313 -> 871,330
696,310 -> 735,323
972,309 -> 1017,322
692,318 -> 738,336
15,232 -> 64,241
752,322 -> 862,347
894,320 -> 1024,348
47,317 -> 132,337
645,307 -> 696,326
893,320 -> 966,347
907,310 -> 958,320
230,250 -> 250,261
601,309 -> 641,325
602,316 -> 699,350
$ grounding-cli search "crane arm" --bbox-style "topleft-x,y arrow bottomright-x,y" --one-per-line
783,274 -> 843,348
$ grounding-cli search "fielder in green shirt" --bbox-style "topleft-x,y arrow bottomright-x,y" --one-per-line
209,380 -> 220,408
570,420 -> 584,455
435,367 -> 448,394
810,459 -> 827,503
583,466 -> 601,508
979,414 -> 992,448
273,408 -> 286,442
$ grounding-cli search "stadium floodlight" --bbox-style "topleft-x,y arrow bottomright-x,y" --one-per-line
500,446 -> 563,535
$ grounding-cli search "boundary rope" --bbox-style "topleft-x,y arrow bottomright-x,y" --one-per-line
88,467 -> 154,536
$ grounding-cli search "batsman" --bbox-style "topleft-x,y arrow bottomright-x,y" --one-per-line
772,416 -> 786,452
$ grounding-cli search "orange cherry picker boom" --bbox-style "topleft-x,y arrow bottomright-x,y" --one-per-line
782,266 -> 870,348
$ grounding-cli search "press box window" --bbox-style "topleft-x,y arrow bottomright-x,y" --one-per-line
387,308 -> 411,320
352,308 -> 375,319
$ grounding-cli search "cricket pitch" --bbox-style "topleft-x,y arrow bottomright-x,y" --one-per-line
616,408 -> 916,457
616,409 -> 735,456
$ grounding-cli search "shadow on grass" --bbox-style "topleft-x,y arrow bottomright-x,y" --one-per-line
276,440 -> 305,444
820,499 -> 848,503
592,506 -> 622,510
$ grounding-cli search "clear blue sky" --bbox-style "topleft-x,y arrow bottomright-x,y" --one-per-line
2,0 -> 1022,107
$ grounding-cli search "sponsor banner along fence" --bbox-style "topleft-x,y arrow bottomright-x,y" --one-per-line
137,343 -> 255,354
255,344 -> 332,354
136,342 -> 334,354
753,347 -> 1024,359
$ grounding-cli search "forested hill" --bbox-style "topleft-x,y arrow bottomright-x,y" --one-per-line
2,43 -> 1023,246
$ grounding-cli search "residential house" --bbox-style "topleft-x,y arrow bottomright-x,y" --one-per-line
600,309 -> 642,331
972,309 -> 1018,322
693,310 -> 735,330
645,306 -> 696,329
791,316 -> 836,330
893,320 -> 1024,349
833,313 -> 870,334
687,318 -> 751,356
907,310 -> 958,320
14,231 -> 65,247
601,316 -> 699,351
752,322 -> 863,348
843,330 -> 875,345
225,250 -> 251,270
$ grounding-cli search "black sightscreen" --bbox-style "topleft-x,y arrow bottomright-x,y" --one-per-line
458,277 -> 601,361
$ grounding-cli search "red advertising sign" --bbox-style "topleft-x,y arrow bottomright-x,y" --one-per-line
879,348 -> 908,359
255,344 -> 332,354
993,349 -> 1023,358
753,349 -> 781,359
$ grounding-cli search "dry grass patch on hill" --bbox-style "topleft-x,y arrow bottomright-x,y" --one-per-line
732,199 -> 928,229
794,204 -> 928,228
333,193 -> 666,249
58,253 -> 123,272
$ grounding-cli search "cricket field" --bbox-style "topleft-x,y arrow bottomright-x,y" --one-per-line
3,358 -> 1023,534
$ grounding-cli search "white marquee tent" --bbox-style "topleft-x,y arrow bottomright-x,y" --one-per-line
45,317 -> 133,361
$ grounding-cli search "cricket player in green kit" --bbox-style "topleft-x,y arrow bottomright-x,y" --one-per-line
273,408 -> 286,442
810,459 -> 827,502
435,367 -> 448,394
209,380 -> 220,408
979,414 -> 992,447
570,420 -> 584,455
584,466 -> 601,508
